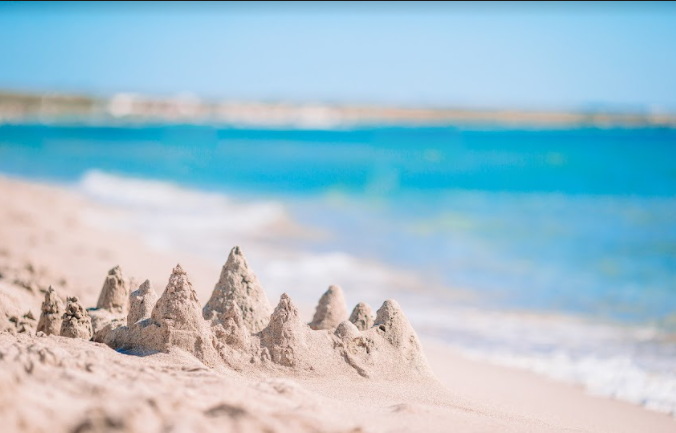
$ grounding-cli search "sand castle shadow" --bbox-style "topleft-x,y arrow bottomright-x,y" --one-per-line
115,347 -> 162,357
39,246 -> 433,380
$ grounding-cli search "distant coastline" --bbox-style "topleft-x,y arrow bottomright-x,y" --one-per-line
1,90 -> 674,129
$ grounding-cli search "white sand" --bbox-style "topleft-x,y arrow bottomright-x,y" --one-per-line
0,176 -> 674,433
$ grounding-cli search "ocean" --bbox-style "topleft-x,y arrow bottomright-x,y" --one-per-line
1,123 -> 675,414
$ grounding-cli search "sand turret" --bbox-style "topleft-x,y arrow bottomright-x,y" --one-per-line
348,302 -> 374,331
148,265 -> 218,364
371,300 -> 430,376
213,300 -> 249,350
309,285 -> 348,330
89,266 -> 131,334
151,265 -> 206,333
260,293 -> 309,367
127,279 -> 157,325
37,286 -> 64,335
203,246 -> 272,333
373,300 -> 418,348
60,297 -> 93,339
96,266 -> 129,313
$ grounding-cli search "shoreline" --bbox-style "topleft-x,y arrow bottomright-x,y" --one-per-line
2,90 -> 675,129
0,174 -> 674,432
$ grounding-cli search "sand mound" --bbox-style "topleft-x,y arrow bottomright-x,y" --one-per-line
0,291 -> 36,335
36,286 -> 63,335
348,302 -> 374,331
60,296 -> 93,339
203,246 -> 272,333
309,285 -> 348,331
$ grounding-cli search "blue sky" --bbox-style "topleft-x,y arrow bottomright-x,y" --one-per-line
1,2 -> 675,111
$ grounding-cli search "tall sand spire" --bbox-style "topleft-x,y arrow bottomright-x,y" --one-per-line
151,264 -> 205,332
309,285 -> 348,330
37,286 -> 63,335
148,264 -> 218,365
89,266 -> 131,335
203,246 -> 272,333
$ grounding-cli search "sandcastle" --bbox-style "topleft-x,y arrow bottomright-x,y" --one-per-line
203,246 -> 272,333
348,302 -> 374,331
36,286 -> 63,335
309,285 -> 348,330
88,266 -> 132,335
60,296 -> 93,340
39,246 -> 431,379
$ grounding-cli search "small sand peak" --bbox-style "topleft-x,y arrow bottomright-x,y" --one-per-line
349,302 -> 374,331
222,299 -> 244,324
127,279 -> 158,325
151,266 -> 202,330
273,293 -> 300,322
137,279 -> 153,295
213,300 -> 249,349
226,246 -> 247,270
334,320 -> 360,340
230,245 -> 244,260
37,286 -> 64,336
142,266 -> 219,364
40,286 -> 62,314
60,296 -> 93,340
172,263 -> 186,275
374,300 -> 422,351
95,265 -> 129,313
309,285 -> 348,330
260,293 -> 308,367
203,246 -> 272,333
374,299 -> 402,323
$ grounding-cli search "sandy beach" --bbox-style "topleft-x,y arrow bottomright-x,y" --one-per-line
0,175 -> 673,433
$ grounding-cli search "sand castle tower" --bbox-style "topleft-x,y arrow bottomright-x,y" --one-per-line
373,300 -> 419,348
373,299 -> 430,375
212,300 -> 250,350
88,266 -> 131,334
260,293 -> 309,367
148,264 -> 218,365
309,285 -> 348,330
348,302 -> 374,331
127,279 -> 157,325
203,246 -> 272,333
96,266 -> 130,313
37,286 -> 63,335
60,297 -> 93,339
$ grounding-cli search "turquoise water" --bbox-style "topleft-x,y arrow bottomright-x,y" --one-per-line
1,124 -> 675,326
